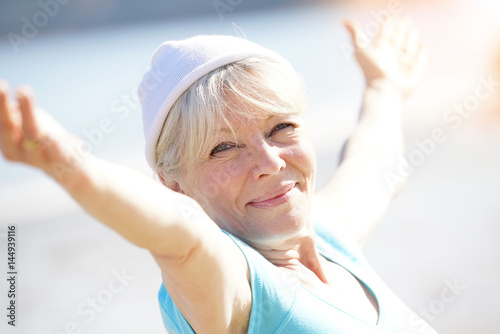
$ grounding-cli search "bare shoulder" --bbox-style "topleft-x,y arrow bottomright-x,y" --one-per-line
151,221 -> 252,333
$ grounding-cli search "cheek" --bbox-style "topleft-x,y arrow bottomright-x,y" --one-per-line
190,163 -> 246,208
288,139 -> 316,174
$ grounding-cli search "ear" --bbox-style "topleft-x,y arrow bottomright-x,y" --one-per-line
157,169 -> 185,194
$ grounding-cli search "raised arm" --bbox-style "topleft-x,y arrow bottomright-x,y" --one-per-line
0,83 -> 251,332
0,83 -> 205,257
315,16 -> 427,245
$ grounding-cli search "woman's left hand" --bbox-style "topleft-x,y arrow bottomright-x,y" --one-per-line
343,16 -> 428,97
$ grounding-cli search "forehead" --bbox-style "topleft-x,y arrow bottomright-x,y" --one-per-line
216,109 -> 301,134
200,83 -> 304,146
218,113 -> 271,129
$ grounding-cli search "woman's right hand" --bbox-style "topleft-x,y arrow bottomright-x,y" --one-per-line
0,80 -> 86,183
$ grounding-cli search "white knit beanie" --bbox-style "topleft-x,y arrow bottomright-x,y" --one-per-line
138,35 -> 290,171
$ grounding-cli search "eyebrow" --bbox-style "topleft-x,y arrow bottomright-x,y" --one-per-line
218,113 -> 300,133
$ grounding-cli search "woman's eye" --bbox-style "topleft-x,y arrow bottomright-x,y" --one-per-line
271,123 -> 295,135
211,143 -> 234,156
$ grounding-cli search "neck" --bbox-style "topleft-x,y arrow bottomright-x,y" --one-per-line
251,228 -> 329,284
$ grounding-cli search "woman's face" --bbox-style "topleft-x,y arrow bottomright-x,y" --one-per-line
177,110 -> 316,246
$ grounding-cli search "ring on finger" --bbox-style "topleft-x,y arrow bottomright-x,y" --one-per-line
22,138 -> 40,151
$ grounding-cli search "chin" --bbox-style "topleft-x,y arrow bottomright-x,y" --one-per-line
250,210 -> 311,243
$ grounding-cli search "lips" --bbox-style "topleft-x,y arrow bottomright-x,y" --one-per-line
247,182 -> 297,209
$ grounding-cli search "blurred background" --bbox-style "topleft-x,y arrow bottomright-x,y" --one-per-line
0,0 -> 499,333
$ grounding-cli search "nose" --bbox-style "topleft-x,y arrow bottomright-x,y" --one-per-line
250,141 -> 286,180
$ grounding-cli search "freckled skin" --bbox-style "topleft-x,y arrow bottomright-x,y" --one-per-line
177,112 -> 317,248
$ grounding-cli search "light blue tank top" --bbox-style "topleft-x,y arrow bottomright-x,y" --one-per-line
157,218 -> 438,333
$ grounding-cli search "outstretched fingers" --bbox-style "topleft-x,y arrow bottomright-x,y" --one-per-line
17,86 -> 41,142
412,43 -> 429,77
15,86 -> 52,168
376,16 -> 398,47
0,82 -> 84,176
343,19 -> 366,49
0,82 -> 48,164
404,25 -> 420,61
0,81 -> 21,161
0,81 -> 16,137
376,16 -> 413,52
393,17 -> 413,48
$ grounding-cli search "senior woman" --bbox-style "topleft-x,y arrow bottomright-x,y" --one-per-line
0,16 -> 434,333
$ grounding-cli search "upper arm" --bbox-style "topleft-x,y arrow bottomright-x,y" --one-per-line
315,151 -> 405,246
64,157 -> 251,331
151,214 -> 252,333
316,74 -> 408,246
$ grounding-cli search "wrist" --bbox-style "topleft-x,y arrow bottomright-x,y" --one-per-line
45,151 -> 96,192
365,78 -> 406,101
361,79 -> 405,122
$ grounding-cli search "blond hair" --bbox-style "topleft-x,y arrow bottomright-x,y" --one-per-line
155,56 -> 306,177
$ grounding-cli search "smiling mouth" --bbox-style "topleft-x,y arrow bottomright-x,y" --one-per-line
247,183 -> 297,209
